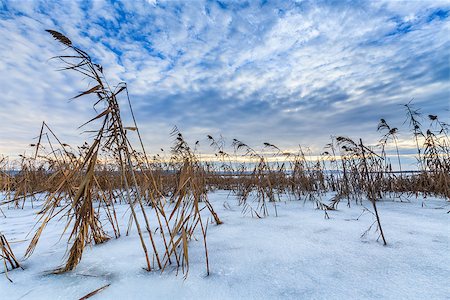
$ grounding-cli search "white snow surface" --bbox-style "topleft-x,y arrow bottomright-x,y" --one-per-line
1,191 -> 449,300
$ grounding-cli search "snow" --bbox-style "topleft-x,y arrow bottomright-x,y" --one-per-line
1,191 -> 449,299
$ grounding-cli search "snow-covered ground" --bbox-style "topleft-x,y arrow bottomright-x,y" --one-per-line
1,191 -> 449,299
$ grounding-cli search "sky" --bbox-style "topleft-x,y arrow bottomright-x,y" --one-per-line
0,0 -> 449,160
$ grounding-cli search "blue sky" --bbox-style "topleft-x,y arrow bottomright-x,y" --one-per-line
0,0 -> 449,159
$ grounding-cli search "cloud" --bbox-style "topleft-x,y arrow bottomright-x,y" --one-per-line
0,0 -> 449,157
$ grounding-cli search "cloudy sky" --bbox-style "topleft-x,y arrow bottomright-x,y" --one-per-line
0,0 -> 449,158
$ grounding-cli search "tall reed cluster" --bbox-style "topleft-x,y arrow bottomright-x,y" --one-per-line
2,30 -> 221,276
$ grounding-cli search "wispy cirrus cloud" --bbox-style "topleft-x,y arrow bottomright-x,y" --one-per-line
0,0 -> 449,157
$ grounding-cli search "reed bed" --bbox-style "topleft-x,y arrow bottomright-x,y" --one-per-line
0,30 -> 449,280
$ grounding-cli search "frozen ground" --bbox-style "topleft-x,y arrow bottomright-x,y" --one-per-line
1,191 -> 449,299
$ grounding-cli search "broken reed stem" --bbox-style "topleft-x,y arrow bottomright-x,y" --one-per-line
359,139 -> 387,246
0,232 -> 22,282
78,283 -> 111,300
